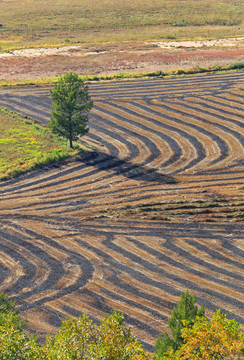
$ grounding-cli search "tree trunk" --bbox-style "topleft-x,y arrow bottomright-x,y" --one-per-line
69,117 -> 73,148
69,137 -> 73,148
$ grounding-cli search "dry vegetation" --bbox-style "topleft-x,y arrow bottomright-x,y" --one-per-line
0,0 -> 243,51
0,72 -> 243,350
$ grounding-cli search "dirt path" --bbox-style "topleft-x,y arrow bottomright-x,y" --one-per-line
0,37 -> 243,81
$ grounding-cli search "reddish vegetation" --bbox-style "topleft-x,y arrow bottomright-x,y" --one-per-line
0,41 -> 244,81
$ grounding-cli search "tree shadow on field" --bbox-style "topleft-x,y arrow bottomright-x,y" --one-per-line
80,150 -> 177,184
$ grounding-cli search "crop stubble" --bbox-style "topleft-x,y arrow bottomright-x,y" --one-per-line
0,72 -> 243,349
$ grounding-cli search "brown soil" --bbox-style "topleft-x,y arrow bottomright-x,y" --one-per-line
0,38 -> 244,81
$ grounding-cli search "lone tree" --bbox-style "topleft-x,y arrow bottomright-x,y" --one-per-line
49,72 -> 93,148
155,290 -> 205,358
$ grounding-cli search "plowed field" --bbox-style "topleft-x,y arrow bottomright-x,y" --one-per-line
0,72 -> 243,350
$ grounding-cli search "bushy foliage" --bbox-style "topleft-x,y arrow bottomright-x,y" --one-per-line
0,292 -> 26,330
0,295 -> 153,360
50,72 -> 93,148
0,292 -> 40,359
43,310 -> 153,360
0,323 -> 40,360
43,313 -> 94,360
155,290 -> 205,358
163,310 -> 244,359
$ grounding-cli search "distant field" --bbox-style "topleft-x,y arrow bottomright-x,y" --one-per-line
0,108 -> 77,180
0,0 -> 243,50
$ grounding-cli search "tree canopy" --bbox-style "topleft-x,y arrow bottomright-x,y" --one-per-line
49,72 -> 93,148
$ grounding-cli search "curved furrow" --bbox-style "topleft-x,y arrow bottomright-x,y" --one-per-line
86,130 -> 121,157
100,100 -> 199,173
146,99 -> 229,166
165,99 -> 244,167
216,92 -> 244,108
0,224 -> 65,297
92,107 -> 157,166
110,100 -> 184,168
181,96 -> 244,128
124,100 -> 209,174
148,99 -> 235,170
89,122 -> 131,159
0,219 -> 94,310
96,101 -> 178,169
91,111 -> 143,161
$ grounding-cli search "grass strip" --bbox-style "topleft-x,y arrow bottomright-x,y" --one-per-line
0,107 -> 80,181
0,62 -> 243,88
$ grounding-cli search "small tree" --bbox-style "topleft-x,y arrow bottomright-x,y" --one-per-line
164,310 -> 244,359
49,72 -> 93,148
155,290 -> 205,358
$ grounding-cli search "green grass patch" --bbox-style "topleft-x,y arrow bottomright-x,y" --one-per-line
0,0 -> 243,50
0,107 -> 79,181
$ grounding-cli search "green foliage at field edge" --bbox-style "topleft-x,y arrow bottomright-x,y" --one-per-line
0,292 -> 153,359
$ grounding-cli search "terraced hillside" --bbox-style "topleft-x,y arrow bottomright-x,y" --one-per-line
0,72 -> 243,350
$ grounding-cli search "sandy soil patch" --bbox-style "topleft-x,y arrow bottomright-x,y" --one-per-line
151,37 -> 244,49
